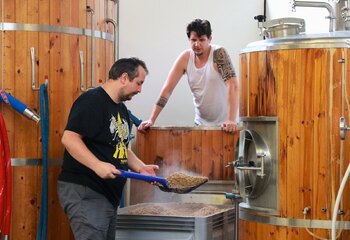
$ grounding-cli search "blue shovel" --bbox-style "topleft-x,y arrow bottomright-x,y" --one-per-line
118,169 -> 208,194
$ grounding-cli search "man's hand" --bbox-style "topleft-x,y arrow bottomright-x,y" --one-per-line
93,161 -> 120,179
221,120 -> 238,133
139,164 -> 159,176
138,119 -> 154,132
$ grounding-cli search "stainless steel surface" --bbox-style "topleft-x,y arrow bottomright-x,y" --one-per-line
240,208 -> 350,229
0,22 -> 113,41
116,203 -> 234,240
262,18 -> 305,39
11,158 -> 63,166
240,31 -> 350,53
234,116 -> 279,214
236,130 -> 272,199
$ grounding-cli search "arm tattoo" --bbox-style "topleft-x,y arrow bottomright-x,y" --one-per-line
156,96 -> 168,108
213,48 -> 236,81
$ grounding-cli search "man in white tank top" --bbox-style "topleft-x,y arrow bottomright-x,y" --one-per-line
138,19 -> 239,133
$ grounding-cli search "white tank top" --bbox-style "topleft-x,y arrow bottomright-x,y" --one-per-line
186,45 -> 227,126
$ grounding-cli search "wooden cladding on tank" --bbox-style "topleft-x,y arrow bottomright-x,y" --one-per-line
0,1 -> 116,239
136,129 -> 238,180
132,128 -> 238,204
239,48 -> 350,240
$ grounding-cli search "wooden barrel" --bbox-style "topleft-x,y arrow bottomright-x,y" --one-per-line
132,127 -> 239,205
239,34 -> 350,239
0,1 -> 116,239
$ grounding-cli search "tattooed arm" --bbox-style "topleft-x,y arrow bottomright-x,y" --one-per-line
213,48 -> 239,133
138,50 -> 189,131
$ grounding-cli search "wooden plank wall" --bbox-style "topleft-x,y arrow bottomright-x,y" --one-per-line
0,0 -> 115,239
239,48 -> 350,240
132,129 -> 239,205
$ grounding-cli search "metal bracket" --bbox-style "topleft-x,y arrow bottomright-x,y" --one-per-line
340,116 -> 350,140
31,47 -> 40,91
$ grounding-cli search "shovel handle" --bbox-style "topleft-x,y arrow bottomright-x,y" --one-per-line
119,169 -> 168,186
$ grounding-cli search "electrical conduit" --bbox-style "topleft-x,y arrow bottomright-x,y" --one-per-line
37,83 -> 49,240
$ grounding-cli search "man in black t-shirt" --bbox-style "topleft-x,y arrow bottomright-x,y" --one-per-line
57,57 -> 159,240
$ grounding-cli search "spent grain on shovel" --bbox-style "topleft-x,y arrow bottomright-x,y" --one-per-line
166,172 -> 208,189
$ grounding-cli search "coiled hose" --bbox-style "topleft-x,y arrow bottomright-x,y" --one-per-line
37,83 -> 49,240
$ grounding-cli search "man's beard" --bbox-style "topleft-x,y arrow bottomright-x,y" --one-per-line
119,92 -> 137,102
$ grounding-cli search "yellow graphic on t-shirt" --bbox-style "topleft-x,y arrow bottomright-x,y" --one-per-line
110,113 -> 128,161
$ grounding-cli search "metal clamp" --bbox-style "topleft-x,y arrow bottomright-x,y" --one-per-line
340,117 -> 350,140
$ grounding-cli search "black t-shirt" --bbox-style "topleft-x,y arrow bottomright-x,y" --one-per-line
58,86 -> 131,207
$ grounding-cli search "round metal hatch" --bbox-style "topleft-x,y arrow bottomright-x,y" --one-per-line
234,129 -> 272,199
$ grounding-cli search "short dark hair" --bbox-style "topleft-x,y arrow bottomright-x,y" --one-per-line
108,57 -> 148,80
186,19 -> 212,38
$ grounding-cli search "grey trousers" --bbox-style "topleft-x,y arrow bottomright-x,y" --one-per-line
57,181 -> 118,240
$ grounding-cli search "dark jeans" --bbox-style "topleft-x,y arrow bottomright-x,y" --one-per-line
57,181 -> 118,240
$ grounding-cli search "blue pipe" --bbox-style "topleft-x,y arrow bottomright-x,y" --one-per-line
37,83 -> 49,240
0,90 -> 40,123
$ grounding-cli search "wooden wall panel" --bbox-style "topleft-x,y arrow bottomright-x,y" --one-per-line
0,1 -> 117,239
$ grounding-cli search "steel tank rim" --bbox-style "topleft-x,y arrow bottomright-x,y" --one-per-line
240,31 -> 350,53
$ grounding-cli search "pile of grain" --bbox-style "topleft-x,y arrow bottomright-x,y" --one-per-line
166,172 -> 208,189
128,203 -> 229,217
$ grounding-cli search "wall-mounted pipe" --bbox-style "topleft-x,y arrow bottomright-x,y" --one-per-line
79,51 -> 86,92
290,0 -> 335,32
79,51 -> 94,92
105,18 -> 117,62
86,6 -> 95,89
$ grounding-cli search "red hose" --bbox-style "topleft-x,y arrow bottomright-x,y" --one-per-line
0,113 -> 5,233
0,112 -> 11,236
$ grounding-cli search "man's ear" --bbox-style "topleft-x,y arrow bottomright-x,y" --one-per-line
120,72 -> 129,84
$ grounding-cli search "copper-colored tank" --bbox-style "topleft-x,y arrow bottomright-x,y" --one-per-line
239,32 -> 350,239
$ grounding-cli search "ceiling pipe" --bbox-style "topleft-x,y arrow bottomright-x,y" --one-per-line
290,0 -> 335,32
